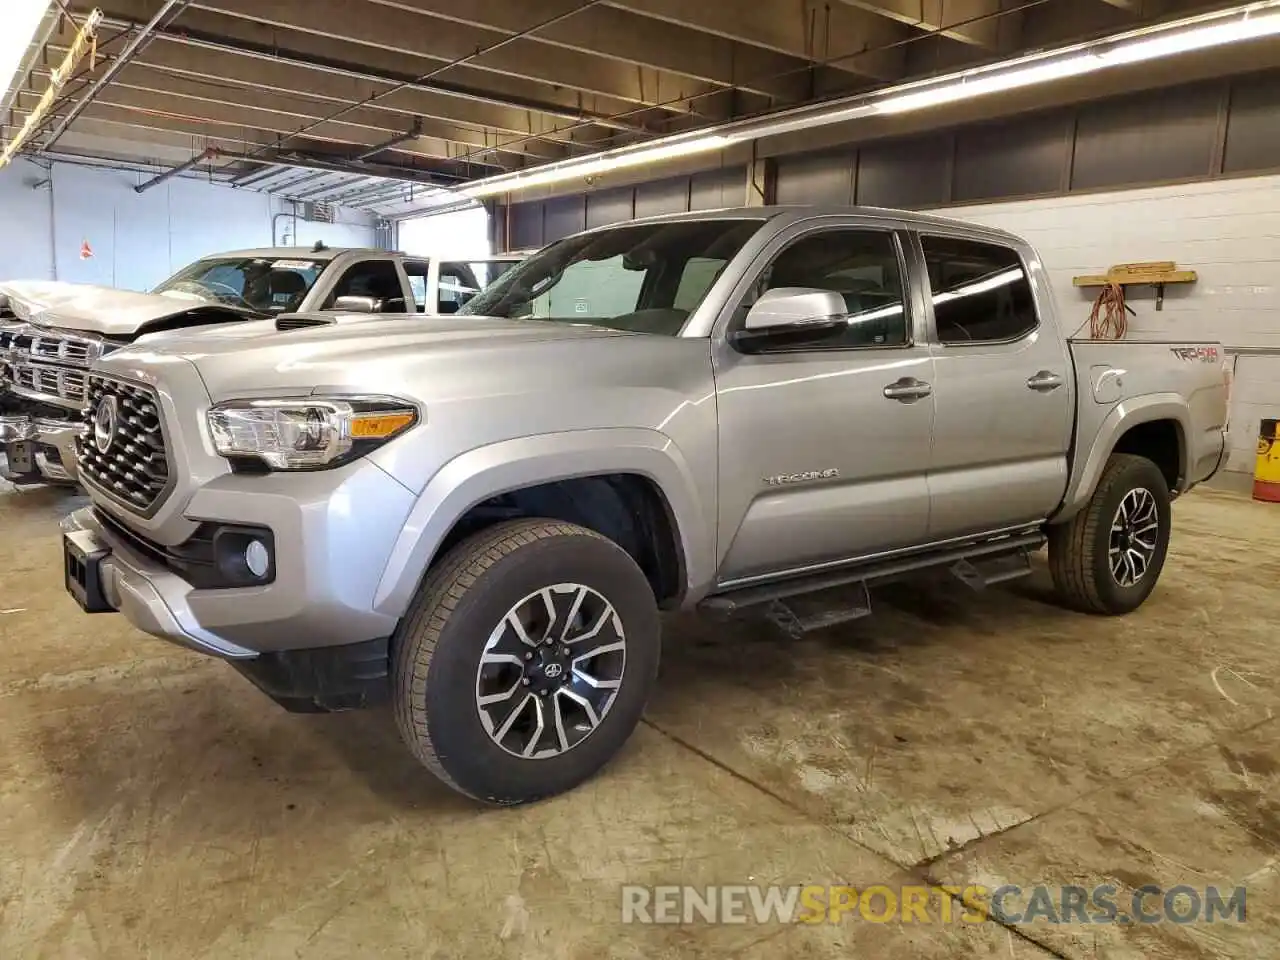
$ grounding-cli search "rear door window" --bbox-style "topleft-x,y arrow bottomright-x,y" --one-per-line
920,236 -> 1037,344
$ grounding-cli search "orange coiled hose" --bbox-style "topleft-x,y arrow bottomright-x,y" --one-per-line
1089,281 -> 1128,340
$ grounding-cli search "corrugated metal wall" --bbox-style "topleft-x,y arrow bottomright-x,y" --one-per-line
767,71 -> 1279,209
499,67 -> 1280,251
502,166 -> 745,250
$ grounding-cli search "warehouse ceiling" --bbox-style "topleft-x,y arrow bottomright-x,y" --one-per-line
0,0 -> 1254,214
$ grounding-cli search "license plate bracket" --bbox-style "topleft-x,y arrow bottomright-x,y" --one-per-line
5,440 -> 35,474
63,530 -> 113,613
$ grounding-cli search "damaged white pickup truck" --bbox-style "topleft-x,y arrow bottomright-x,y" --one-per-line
0,246 -> 521,484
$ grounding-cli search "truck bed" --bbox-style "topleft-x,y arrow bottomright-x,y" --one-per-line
1067,337 -> 1229,500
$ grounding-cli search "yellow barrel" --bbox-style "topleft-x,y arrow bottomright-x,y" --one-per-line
1256,419 -> 1280,503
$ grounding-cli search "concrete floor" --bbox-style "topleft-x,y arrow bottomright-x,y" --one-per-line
1,480 -> 1278,959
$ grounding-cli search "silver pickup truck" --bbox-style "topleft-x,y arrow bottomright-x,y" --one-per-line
0,246 -> 521,484
60,206 -> 1229,805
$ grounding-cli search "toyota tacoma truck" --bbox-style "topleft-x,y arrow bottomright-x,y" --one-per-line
59,207 -> 1229,805
0,246 -> 521,484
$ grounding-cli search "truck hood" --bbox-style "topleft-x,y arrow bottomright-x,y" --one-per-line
0,279 -> 254,337
104,314 -> 634,400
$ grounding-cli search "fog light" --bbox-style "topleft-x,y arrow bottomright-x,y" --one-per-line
245,539 -> 270,579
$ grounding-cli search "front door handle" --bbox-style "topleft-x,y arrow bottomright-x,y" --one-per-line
883,377 -> 932,403
1027,370 -> 1064,392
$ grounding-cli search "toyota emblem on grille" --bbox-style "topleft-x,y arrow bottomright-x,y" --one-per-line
93,395 -> 119,454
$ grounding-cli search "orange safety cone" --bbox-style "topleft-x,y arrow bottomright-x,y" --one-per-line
1254,419 -> 1280,503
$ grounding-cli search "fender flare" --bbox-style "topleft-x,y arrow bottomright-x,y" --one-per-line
372,428 -> 713,618
1055,394 -> 1190,522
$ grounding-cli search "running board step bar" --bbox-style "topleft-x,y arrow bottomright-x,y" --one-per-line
700,531 -> 1045,637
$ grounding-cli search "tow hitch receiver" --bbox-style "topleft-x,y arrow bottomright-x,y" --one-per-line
63,530 -> 113,613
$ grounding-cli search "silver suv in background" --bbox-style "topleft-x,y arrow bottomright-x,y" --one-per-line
0,247 -> 522,484
60,207 -> 1229,805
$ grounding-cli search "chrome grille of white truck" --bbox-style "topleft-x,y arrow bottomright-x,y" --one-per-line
11,362 -> 88,404
2,325 -> 103,409
77,376 -> 170,512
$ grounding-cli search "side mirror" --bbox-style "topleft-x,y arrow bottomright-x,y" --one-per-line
730,287 -> 848,353
329,295 -> 381,313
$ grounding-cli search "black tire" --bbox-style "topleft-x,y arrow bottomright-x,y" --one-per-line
392,518 -> 660,805
1048,453 -> 1172,615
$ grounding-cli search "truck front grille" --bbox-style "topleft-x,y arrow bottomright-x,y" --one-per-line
26,333 -> 96,365
77,377 -> 171,513
2,325 -> 102,408
11,361 -> 88,405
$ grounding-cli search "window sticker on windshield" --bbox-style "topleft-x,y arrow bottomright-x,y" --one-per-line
272,259 -> 314,270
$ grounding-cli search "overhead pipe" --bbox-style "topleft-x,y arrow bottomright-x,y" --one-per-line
133,144 -> 219,192
288,175 -> 367,201
91,13 -> 648,135
352,119 -> 424,162
39,0 -> 190,153
241,150 -> 467,185
0,0 -> 66,120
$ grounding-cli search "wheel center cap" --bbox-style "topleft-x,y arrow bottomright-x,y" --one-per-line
527,647 -> 571,692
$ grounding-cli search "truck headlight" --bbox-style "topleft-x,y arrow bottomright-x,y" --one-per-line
207,396 -> 418,471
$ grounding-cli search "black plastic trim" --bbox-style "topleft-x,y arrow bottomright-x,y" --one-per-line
232,637 -> 390,713
93,508 -> 276,589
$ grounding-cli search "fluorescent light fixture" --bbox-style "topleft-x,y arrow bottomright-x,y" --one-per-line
877,6 -> 1280,115
455,0 -> 1280,198
0,0 -> 53,104
460,134 -> 731,199
933,268 -> 1025,305
1100,11 -> 1280,64
875,56 -> 1101,115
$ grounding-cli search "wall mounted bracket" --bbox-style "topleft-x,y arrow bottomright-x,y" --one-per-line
1073,261 -> 1197,312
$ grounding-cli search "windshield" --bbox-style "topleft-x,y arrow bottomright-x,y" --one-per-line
152,256 -> 325,314
458,220 -> 764,335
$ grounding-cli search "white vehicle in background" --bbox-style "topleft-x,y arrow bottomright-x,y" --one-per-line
0,245 -> 524,485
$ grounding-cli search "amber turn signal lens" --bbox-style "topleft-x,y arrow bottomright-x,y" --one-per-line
350,411 -> 416,439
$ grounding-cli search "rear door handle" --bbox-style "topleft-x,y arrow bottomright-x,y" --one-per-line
1026,370 -> 1064,392
883,377 -> 932,403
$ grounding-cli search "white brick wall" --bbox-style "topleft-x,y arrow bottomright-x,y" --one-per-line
932,175 -> 1280,479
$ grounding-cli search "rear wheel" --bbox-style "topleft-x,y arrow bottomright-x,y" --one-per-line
392,519 -> 660,804
1048,453 -> 1172,615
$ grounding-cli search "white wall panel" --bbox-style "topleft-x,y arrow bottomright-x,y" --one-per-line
0,158 -> 56,280
1,159 -> 377,290
942,176 -> 1280,348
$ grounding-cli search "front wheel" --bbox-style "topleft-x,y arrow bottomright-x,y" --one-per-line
392,519 -> 661,804
1048,453 -> 1172,615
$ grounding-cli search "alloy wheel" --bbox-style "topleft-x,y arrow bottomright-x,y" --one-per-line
1109,487 -> 1160,587
475,583 -> 627,759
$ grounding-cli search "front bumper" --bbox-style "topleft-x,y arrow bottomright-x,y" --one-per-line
0,413 -> 36,443
0,412 -> 79,483
61,458 -> 416,659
